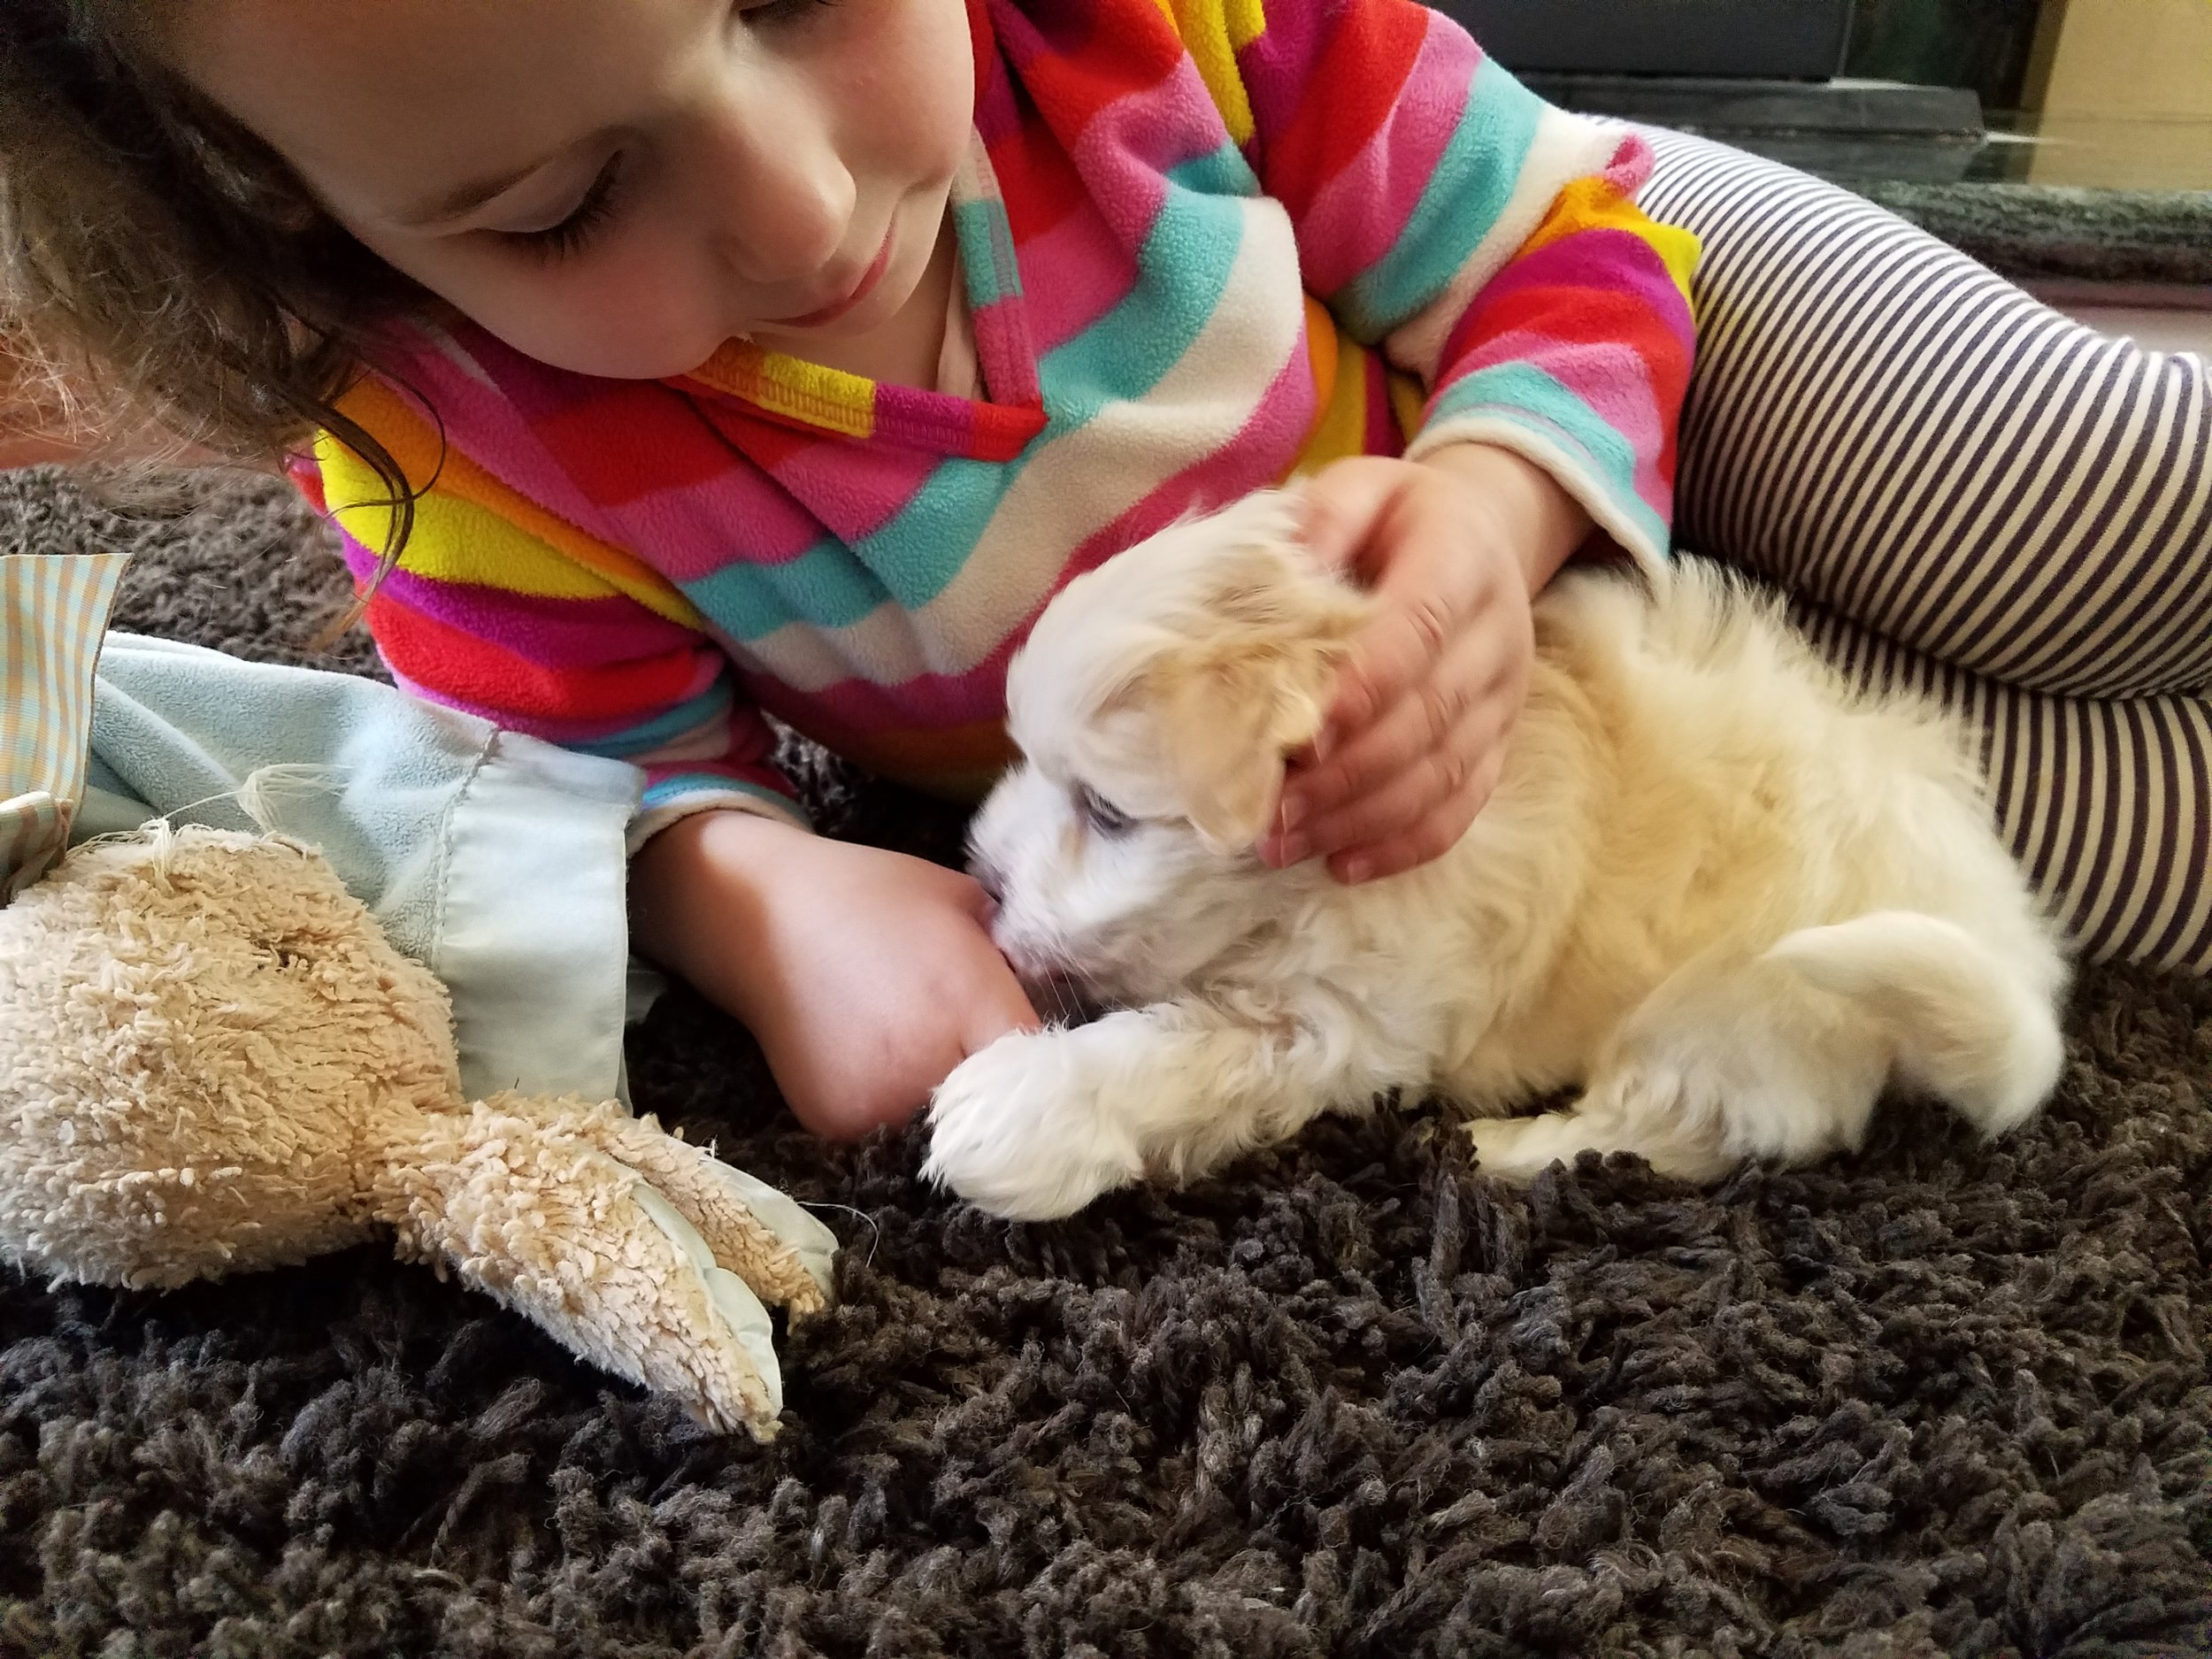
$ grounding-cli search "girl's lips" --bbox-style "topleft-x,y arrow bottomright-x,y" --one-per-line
778,231 -> 894,329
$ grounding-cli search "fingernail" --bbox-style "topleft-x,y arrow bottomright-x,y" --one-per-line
1277,795 -> 1306,833
1340,856 -> 1373,885
1275,833 -> 1310,866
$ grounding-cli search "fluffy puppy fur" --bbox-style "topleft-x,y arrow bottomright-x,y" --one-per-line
926,492 -> 2069,1220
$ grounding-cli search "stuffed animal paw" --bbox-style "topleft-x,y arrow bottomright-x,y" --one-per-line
0,825 -> 835,1439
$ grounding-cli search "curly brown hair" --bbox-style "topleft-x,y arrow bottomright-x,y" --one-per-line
0,0 -> 428,554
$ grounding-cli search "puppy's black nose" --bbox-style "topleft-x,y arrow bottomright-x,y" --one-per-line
972,860 -> 1005,906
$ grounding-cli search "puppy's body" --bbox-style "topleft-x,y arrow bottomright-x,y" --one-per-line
927,495 -> 2067,1218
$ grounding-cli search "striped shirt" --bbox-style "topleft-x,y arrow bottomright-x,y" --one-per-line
301,0 -> 1700,843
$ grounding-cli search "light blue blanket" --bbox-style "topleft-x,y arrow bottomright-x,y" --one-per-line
79,634 -> 648,1106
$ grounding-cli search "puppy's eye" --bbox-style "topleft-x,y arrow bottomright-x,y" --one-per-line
1074,784 -> 1136,837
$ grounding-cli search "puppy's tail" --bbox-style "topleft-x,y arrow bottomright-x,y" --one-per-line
1763,911 -> 2065,1137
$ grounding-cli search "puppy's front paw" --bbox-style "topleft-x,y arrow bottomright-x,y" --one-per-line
923,1027 -> 1146,1220
1463,1114 -> 1554,1184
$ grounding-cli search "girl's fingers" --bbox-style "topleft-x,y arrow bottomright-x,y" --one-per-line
1310,574 -> 1471,764
1269,457 -> 1535,878
1287,699 -> 1510,866
1317,511 -> 1504,741
1271,749 -> 1446,870
1277,617 -> 1517,838
1295,457 -> 1412,571
1330,807 -> 1475,886
1324,740 -> 1509,884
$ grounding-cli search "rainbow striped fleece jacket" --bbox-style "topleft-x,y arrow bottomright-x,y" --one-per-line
300,0 -> 1699,844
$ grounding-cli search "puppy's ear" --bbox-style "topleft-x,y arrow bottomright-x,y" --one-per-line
1149,628 -> 1349,851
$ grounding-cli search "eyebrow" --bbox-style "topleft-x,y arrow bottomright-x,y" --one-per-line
393,134 -> 611,229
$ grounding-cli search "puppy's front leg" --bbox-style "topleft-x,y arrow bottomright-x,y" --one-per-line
925,1001 -> 1384,1220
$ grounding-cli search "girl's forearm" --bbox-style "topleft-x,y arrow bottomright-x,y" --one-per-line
628,808 -> 810,1023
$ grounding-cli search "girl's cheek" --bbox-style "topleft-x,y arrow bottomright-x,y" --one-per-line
409,234 -> 722,380
839,0 -> 973,160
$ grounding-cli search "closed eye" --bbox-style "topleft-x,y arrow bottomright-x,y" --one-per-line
505,156 -> 626,259
1074,784 -> 1136,837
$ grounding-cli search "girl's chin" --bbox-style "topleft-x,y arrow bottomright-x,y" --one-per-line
483,338 -> 739,383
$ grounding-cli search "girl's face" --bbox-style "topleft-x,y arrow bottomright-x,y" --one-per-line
164,0 -> 975,379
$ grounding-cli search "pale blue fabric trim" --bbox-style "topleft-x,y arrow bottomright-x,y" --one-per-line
434,726 -> 641,1103
626,780 -> 809,858
79,633 -> 645,1107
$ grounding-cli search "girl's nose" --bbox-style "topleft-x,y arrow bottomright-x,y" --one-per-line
690,92 -> 855,288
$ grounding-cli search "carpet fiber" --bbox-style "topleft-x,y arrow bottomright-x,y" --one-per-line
1847,182 -> 2212,289
3,465 -> 2209,1659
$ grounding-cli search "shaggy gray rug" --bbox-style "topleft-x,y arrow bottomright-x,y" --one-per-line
1847,181 -> 2212,289
3,464 -> 2209,1659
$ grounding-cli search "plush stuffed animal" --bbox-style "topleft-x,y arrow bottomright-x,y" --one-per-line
0,823 -> 836,1440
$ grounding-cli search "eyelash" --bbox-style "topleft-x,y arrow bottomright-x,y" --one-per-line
510,157 -> 626,261
1076,785 -> 1136,838
507,0 -> 834,262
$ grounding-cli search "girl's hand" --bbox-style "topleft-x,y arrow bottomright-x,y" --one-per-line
1260,443 -> 1593,884
630,811 -> 1040,1140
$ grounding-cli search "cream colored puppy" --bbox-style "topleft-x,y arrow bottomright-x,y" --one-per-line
925,492 -> 2068,1220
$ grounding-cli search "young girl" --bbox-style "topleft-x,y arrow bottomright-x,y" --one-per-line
11,1 -> 2204,1147
4,0 -> 1699,1138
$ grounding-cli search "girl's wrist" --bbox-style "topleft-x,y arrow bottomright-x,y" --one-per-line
629,808 -> 813,1021
1416,441 -> 1594,595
